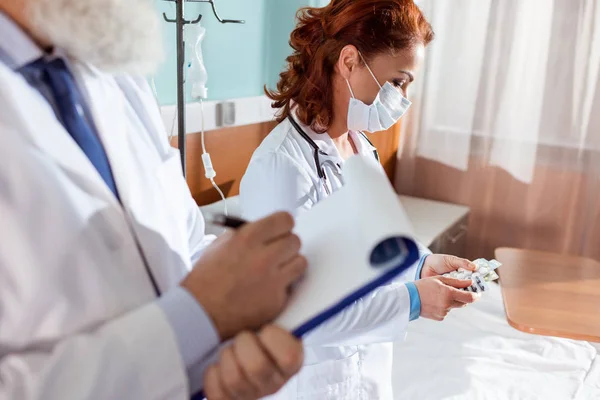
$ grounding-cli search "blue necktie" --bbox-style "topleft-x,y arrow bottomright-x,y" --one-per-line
21,58 -> 120,199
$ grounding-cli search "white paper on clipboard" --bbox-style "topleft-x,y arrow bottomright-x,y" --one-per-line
275,155 -> 419,336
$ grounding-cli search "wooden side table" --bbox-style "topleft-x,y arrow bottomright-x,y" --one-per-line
495,247 -> 600,343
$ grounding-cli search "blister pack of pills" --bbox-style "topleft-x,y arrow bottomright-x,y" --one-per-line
443,258 -> 502,293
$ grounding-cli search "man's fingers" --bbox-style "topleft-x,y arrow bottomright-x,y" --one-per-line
263,233 -> 302,268
241,212 -> 295,245
258,325 -> 304,378
234,332 -> 284,396
280,255 -> 308,287
204,365 -> 228,400
218,346 -> 258,399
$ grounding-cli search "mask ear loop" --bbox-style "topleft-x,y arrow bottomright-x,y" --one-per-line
358,51 -> 383,90
345,79 -> 356,98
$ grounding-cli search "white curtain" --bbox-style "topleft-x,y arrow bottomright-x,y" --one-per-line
411,0 -> 600,183
396,0 -> 600,260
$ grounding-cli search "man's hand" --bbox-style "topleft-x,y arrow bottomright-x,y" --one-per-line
414,276 -> 480,321
203,325 -> 303,400
182,212 -> 307,340
420,254 -> 476,279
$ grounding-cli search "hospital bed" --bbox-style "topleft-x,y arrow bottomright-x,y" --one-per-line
393,283 -> 600,400
199,197 -> 600,400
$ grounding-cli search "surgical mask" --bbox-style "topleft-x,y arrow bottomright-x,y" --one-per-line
346,55 -> 412,132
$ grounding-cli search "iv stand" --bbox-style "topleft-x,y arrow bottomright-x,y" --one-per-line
162,0 -> 244,176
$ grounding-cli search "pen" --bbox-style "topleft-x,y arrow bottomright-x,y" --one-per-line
209,214 -> 248,229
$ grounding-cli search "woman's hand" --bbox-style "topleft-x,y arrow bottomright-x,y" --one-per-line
414,276 -> 480,321
420,254 -> 477,279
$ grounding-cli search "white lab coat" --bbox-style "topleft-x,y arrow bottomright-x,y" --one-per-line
0,61 -> 213,399
240,118 -> 423,400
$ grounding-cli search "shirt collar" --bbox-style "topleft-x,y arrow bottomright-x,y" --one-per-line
0,11 -> 45,70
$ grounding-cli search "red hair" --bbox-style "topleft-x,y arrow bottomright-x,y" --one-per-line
266,0 -> 434,133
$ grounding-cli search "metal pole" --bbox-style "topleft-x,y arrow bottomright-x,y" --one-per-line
176,0 -> 187,176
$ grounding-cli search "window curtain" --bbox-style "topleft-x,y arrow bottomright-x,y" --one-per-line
397,0 -> 600,260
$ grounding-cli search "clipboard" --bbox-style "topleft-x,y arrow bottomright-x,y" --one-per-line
275,155 -> 420,337
290,237 -> 419,337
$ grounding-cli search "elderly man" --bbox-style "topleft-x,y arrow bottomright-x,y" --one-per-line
0,0 -> 306,399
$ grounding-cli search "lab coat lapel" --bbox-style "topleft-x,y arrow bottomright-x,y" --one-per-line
73,63 -> 136,206
76,66 -> 192,283
0,63 -> 117,206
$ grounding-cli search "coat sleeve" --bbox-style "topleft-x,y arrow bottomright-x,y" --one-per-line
0,308 -> 189,400
301,281 -> 413,347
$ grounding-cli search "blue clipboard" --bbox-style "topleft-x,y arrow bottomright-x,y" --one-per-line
291,236 -> 419,337
192,236 -> 419,399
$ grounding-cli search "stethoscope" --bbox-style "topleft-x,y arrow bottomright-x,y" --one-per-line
287,115 -> 380,195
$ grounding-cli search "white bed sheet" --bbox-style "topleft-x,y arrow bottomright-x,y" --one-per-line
392,283 -> 600,400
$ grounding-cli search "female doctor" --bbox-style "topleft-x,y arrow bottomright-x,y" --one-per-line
240,1 -> 481,399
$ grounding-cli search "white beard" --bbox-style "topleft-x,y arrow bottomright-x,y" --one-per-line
28,0 -> 164,74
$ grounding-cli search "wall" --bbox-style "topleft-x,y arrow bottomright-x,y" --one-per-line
263,0 -> 301,91
153,0 -> 330,105
264,0 -> 329,90
153,0 -> 268,104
